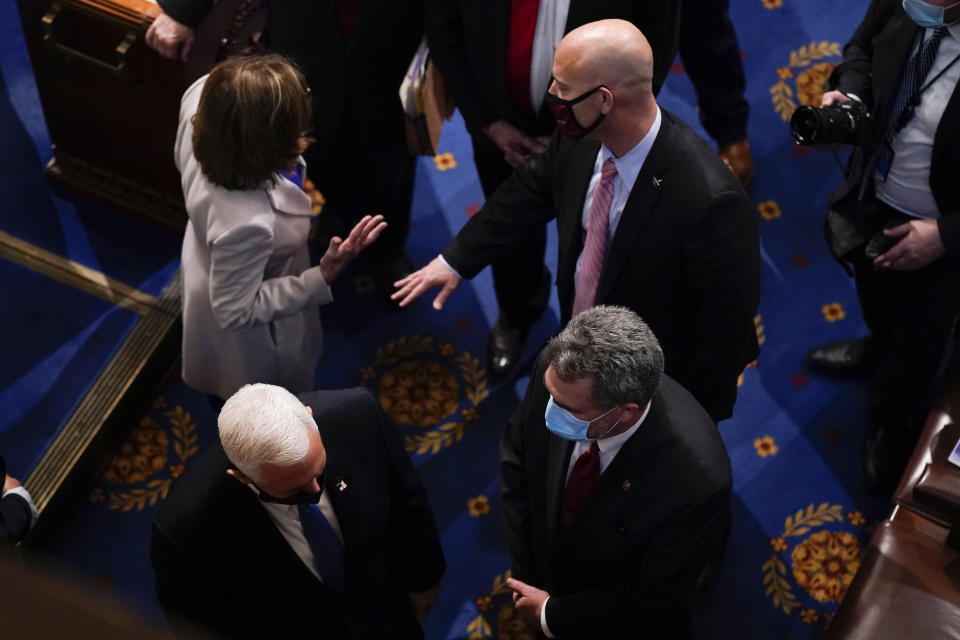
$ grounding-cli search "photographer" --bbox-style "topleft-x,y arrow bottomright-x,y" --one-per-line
802,0 -> 960,488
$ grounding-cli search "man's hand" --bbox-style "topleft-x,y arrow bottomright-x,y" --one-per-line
319,215 -> 387,282
391,257 -> 461,309
483,120 -> 547,168
506,577 -> 549,625
820,90 -> 852,107
408,581 -> 442,622
875,218 -> 945,271
145,13 -> 196,62
3,475 -> 21,493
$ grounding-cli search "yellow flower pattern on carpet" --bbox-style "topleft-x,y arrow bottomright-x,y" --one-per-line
379,360 -> 460,426
102,417 -> 168,484
791,530 -> 860,603
795,62 -> 835,107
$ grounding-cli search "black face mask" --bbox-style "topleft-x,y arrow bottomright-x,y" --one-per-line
253,469 -> 326,505
543,85 -> 608,139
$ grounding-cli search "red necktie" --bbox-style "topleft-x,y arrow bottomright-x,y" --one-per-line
572,159 -> 618,316
560,441 -> 600,531
506,0 -> 539,116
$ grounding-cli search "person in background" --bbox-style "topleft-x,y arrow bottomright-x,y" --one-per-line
805,0 -> 960,488
177,55 -> 385,403
425,0 -> 682,379
152,383 -> 445,639
678,0 -> 754,185
502,306 -> 731,639
1,454 -> 37,543
147,0 -> 423,300
395,20 -> 760,422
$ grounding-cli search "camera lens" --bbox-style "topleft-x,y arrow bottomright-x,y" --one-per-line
790,106 -> 821,145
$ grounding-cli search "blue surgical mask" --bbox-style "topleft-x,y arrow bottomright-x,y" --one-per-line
902,0 -> 960,28
544,395 -> 621,441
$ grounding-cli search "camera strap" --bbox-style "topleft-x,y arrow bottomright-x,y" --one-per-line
887,50 -> 960,141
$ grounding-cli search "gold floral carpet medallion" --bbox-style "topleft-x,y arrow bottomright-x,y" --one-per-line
771,41 -> 843,122
762,502 -> 867,627
360,336 -> 489,456
90,396 -> 199,511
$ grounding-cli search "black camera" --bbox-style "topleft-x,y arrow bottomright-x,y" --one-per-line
790,100 -> 871,146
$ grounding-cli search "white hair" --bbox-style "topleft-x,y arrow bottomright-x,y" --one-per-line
217,383 -> 314,482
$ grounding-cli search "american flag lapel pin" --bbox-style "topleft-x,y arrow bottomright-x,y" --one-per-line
337,479 -> 348,492
651,176 -> 663,189
622,480 -> 631,492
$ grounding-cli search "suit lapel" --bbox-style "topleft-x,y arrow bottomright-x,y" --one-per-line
593,115 -> 674,304
264,158 -> 312,217
872,15 -> 920,125
323,458 -> 359,562
545,433 -> 574,546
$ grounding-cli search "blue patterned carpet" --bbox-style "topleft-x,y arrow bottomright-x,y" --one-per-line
1,0 -> 899,637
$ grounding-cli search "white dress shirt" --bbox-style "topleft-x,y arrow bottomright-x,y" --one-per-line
574,107 -> 663,288
875,24 -> 960,218
541,401 -> 653,638
251,487 -> 344,583
529,0 -> 572,113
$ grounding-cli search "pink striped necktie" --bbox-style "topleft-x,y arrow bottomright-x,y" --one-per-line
572,158 -> 618,316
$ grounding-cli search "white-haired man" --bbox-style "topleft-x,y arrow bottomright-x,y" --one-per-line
151,384 -> 445,639
502,306 -> 731,638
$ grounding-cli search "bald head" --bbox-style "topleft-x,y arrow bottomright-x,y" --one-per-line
554,19 -> 655,101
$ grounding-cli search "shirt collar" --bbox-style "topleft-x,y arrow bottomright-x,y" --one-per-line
594,400 -> 651,455
599,106 -> 662,189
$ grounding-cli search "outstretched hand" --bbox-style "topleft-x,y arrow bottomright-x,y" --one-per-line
391,256 -> 461,309
506,577 -> 549,625
319,215 -> 387,283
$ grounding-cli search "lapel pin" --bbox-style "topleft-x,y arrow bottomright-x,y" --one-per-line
622,480 -> 631,492
651,176 -> 663,189
337,480 -> 348,492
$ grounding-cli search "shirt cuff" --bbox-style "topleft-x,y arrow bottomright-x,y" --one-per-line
436,253 -> 463,280
3,486 -> 39,525
540,595 -> 555,638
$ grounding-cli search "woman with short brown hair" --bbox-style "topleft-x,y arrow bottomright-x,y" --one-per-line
177,54 -> 385,402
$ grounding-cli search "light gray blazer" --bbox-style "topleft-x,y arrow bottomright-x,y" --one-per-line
176,76 -> 332,400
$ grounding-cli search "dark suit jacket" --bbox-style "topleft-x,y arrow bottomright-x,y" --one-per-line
500,353 -> 732,639
425,0 -> 680,137
0,455 -> 32,544
828,0 -> 960,254
151,389 -> 446,639
158,0 -> 423,149
442,112 -> 761,421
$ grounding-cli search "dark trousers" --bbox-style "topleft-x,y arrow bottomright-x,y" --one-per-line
851,238 -> 960,428
678,0 -> 749,147
471,132 -> 552,330
304,100 -> 415,259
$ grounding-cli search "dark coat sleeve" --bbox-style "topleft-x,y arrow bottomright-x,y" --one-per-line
498,355 -> 547,588
368,394 -> 447,593
0,494 -> 32,543
157,0 -> 214,29
628,1 -> 680,96
545,485 -> 731,639
441,133 -> 561,278
827,0 -> 897,106
680,189 -> 761,421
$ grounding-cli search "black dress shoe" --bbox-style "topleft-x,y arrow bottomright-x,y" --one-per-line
373,252 -> 414,301
862,418 -> 915,490
805,336 -> 878,377
487,322 -> 528,380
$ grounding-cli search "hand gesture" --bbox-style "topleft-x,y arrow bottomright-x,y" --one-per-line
319,215 -> 386,283
484,120 -> 548,168
145,13 -> 196,62
391,257 -> 461,309
506,577 -> 549,625
875,218 -> 945,271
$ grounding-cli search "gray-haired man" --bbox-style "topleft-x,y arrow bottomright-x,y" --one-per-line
502,306 -> 731,639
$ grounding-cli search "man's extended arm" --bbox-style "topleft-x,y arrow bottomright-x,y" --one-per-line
827,0 -> 895,105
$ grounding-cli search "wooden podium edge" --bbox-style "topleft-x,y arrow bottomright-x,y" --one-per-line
22,270 -> 182,549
